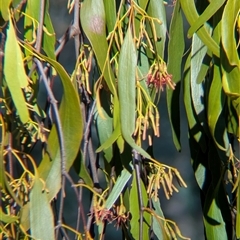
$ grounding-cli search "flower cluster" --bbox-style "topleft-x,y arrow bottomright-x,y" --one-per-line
147,62 -> 176,91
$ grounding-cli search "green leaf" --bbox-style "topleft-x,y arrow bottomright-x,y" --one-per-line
105,168 -> 132,210
0,209 -> 18,223
183,53 -> 207,153
180,0 -> 220,57
152,198 -> 170,240
129,171 -> 150,240
188,0 -> 226,37
146,0 -> 167,57
42,0 -> 56,60
21,44 -> 83,201
221,0 -> 240,67
20,203 -> 30,232
191,33 -> 208,128
4,18 -> 29,124
30,177 -> 55,240
73,151 -> 93,187
167,0 -> 185,151
95,108 -> 113,162
0,0 -> 11,20
118,28 -> 150,159
103,0 -> 116,33
207,64 -> 228,151
80,0 -> 116,94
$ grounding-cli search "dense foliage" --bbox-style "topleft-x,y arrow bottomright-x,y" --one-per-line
0,0 -> 239,239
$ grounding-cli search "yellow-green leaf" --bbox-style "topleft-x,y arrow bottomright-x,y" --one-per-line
30,177 -> 55,240
0,0 -> 11,20
4,18 -> 29,123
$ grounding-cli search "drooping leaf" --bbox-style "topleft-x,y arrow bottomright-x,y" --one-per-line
129,171 -> 150,240
118,28 -> 150,159
29,177 -> 55,240
95,107 -> 113,162
191,33 -> 208,128
180,0 -> 220,57
80,0 -> 116,94
146,0 -> 167,57
188,0 -> 226,37
4,17 -> 29,124
105,168 -> 132,210
167,0 -> 185,151
152,198 -> 170,240
221,0 -> 240,67
103,0 -> 116,33
22,44 -> 83,201
24,0 -> 56,59
0,0 -> 11,20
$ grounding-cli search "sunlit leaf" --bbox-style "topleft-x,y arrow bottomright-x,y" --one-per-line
188,0 -> 226,37
21,44 -> 83,201
105,168 -> 132,210
4,18 -> 29,124
30,177 -> 55,240
221,0 -> 240,66
0,209 -> 18,223
180,0 -> 220,57
0,0 -> 11,20
118,28 -> 150,159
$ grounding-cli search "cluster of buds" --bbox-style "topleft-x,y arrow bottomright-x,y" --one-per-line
147,61 -> 175,91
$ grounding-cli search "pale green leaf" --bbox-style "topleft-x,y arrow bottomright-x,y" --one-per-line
30,177 -> 55,240
118,28 -> 150,159
221,0 -> 240,66
105,168 -> 132,210
4,18 -> 29,123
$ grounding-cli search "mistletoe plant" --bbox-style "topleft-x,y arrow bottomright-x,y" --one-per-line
0,0 -> 239,240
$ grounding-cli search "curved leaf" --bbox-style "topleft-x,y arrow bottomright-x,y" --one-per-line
4,17 -> 29,124
118,28 -> 150,159
180,0 -> 220,57
188,0 -> 226,37
0,0 -> 11,20
22,44 -> 83,201
221,0 -> 240,67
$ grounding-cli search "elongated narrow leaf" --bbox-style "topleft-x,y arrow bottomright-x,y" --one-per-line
21,44 -> 83,201
105,168 -> 132,210
95,108 -> 113,162
4,18 -> 29,124
118,28 -> 150,159
0,0 -> 11,20
188,0 -> 226,37
180,0 -> 220,57
191,33 -> 208,127
30,177 -> 55,240
129,171 -> 150,240
221,0 -> 240,66
0,209 -> 18,224
146,0 -> 167,57
80,0 -> 115,94
167,0 -> 185,151
184,53 -> 207,152
103,0 -> 116,33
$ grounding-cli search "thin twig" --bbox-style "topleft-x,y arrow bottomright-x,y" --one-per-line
35,0 -> 45,52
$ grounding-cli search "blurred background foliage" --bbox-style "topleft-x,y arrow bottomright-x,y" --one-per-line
0,0 -> 239,239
